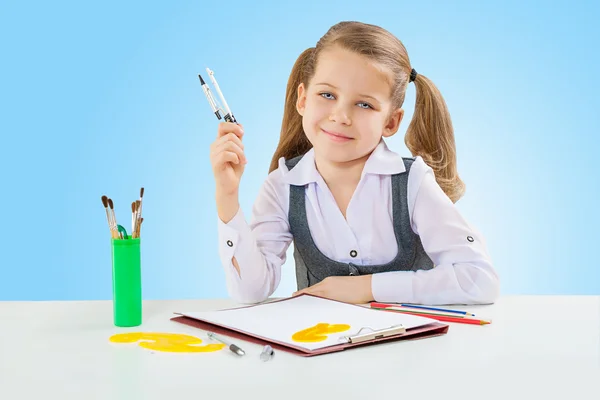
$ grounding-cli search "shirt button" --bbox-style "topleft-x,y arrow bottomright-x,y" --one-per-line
350,250 -> 357,258
467,236 -> 474,242
227,240 -> 233,247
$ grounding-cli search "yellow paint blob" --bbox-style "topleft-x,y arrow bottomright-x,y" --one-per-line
109,332 -> 226,353
292,323 -> 351,342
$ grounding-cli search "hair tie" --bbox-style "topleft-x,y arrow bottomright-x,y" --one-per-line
409,68 -> 417,83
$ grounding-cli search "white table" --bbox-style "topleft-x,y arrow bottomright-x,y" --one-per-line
1,296 -> 599,399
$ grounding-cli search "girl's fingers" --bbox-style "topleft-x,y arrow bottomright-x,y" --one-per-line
211,133 -> 244,155
293,285 -> 321,297
213,140 -> 246,164
220,132 -> 244,150
216,151 -> 241,166
217,122 -> 244,139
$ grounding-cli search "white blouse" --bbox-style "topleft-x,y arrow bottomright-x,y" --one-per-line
217,139 -> 500,305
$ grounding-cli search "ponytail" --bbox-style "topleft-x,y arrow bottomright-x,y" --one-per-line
405,74 -> 465,203
269,48 -> 315,173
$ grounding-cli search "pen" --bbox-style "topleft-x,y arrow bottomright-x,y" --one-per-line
206,67 -> 236,122
198,74 -> 222,120
198,68 -> 237,123
207,332 -> 245,356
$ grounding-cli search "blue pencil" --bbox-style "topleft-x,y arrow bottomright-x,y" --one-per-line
399,303 -> 475,316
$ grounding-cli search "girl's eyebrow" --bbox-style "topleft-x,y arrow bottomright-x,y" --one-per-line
314,82 -> 381,104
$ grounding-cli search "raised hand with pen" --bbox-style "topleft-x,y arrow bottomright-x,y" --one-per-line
209,121 -> 247,222
200,68 -> 248,278
200,70 -> 247,225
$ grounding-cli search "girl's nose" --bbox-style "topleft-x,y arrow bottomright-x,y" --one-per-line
328,105 -> 352,126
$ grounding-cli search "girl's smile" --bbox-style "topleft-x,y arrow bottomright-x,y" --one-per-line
321,128 -> 353,142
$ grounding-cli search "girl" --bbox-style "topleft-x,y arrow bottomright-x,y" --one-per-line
209,21 -> 500,305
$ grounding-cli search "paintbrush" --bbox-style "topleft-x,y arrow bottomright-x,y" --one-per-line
107,198 -> 121,239
132,200 -> 139,238
101,195 -> 116,238
135,188 -> 144,238
131,202 -> 136,238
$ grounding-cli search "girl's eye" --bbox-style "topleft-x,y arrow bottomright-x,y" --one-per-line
319,93 -> 373,109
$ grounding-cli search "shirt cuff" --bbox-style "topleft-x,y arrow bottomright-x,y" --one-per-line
217,207 -> 252,269
371,271 -> 414,303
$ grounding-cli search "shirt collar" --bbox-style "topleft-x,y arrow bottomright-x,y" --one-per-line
280,139 -> 406,186
362,139 -> 406,176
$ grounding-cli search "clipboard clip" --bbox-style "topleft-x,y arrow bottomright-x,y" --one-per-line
339,324 -> 406,344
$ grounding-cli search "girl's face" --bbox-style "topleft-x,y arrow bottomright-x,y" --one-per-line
296,45 -> 403,165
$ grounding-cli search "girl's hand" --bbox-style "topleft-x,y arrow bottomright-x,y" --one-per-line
292,275 -> 374,304
210,122 -> 247,196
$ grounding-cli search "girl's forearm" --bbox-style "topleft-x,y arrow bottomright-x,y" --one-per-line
216,190 -> 240,223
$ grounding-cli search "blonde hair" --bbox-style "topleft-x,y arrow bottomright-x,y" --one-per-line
269,21 -> 465,203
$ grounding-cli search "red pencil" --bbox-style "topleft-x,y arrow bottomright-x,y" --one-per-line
372,306 -> 490,325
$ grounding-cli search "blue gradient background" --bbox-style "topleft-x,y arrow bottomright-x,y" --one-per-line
1,0 -> 598,301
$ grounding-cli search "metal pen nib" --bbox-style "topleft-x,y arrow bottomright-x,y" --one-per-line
207,332 -> 245,356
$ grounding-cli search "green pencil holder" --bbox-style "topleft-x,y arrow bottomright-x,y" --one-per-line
111,237 -> 142,327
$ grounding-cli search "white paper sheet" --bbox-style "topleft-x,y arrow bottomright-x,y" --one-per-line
180,295 -> 437,351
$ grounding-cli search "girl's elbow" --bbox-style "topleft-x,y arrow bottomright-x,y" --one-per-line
225,260 -> 275,305
465,268 -> 500,305
474,277 -> 500,304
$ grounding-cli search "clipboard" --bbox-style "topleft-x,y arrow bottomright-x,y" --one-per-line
170,294 -> 449,357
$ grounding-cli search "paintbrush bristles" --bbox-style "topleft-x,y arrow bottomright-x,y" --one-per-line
102,189 -> 145,239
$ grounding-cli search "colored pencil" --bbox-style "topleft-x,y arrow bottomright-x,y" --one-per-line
372,306 -> 490,325
400,303 -> 475,316
371,302 -> 475,316
372,305 -> 474,319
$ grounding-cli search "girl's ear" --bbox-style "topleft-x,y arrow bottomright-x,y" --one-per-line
296,83 -> 306,116
382,108 -> 404,138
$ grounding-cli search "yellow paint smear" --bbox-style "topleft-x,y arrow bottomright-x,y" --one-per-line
109,332 -> 226,353
292,323 -> 351,342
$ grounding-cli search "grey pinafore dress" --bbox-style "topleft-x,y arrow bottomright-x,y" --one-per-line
285,155 -> 434,290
